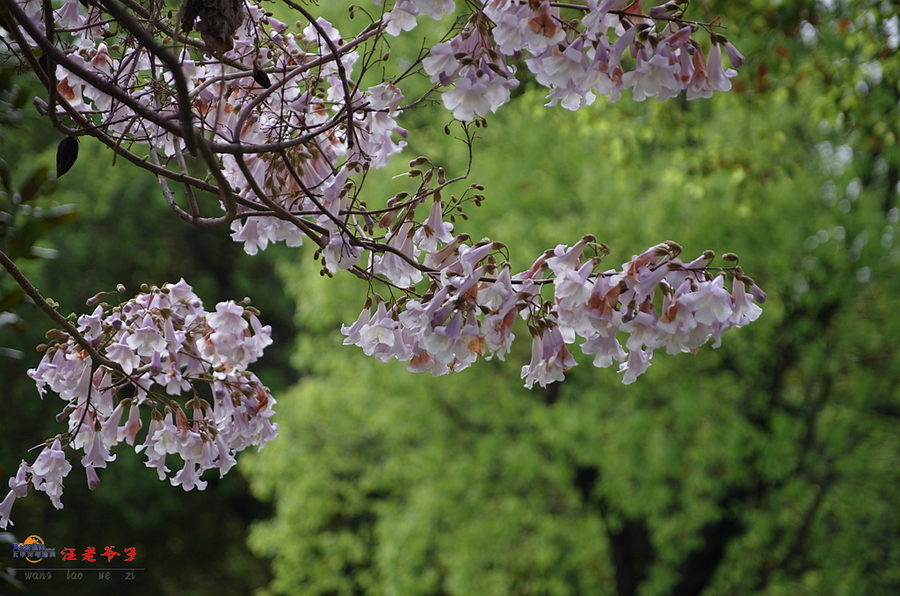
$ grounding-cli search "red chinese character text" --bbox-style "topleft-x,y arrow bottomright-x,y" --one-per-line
61,547 -> 76,561
123,547 -> 137,562
101,546 -> 120,562
81,546 -> 96,562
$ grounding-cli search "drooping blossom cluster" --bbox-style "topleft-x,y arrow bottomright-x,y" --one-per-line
0,280 -> 277,529
0,0 -> 743,260
343,238 -> 764,387
0,3 -> 759,386
3,0 -> 412,256
417,0 -> 742,117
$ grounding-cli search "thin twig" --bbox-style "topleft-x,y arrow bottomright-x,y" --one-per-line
0,250 -> 117,370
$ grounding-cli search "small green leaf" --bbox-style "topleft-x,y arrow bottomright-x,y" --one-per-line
17,164 -> 48,204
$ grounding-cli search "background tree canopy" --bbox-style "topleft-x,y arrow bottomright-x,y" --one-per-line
242,1 -> 900,595
1,0 -> 899,595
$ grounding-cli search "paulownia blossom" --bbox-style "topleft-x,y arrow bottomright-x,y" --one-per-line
342,239 -> 764,387
0,281 -> 276,529
0,0 -> 743,260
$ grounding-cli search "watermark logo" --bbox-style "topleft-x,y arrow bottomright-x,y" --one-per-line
11,535 -> 142,581
12,535 -> 56,563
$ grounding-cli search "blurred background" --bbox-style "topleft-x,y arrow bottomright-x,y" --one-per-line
1,0 -> 898,595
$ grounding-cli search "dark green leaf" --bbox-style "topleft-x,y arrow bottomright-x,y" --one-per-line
0,158 -> 10,194
10,86 -> 27,110
16,164 -> 48,204
37,53 -> 50,77
6,204 -> 77,260
0,288 -> 26,313
56,136 -> 79,178
253,68 -> 272,89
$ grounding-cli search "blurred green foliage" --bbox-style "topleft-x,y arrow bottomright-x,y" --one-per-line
242,1 -> 900,596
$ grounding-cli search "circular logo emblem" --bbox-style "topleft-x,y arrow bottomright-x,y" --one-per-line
23,535 -> 45,563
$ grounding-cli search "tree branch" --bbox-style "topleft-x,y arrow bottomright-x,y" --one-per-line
0,249 -> 117,370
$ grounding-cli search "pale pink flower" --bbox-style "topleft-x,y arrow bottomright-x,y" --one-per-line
0,491 -> 16,529
107,340 -> 140,375
707,42 -> 736,92
151,414 -> 183,457
81,428 -> 117,469
415,199 -> 454,252
367,82 -> 404,113
8,463 -> 29,499
208,301 -> 248,334
85,465 -> 101,490
555,262 -> 595,340
423,40 -> 462,86
31,439 -> 72,509
731,278 -> 763,326
0,463 -> 29,529
477,265 -> 515,311
322,230 -> 362,273
523,0 -> 566,52
101,401 -> 127,447
442,70 -> 494,121
120,402 -> 143,445
521,327 -> 577,389
384,0 -> 420,36
618,348 -> 653,384
581,332 -> 627,368
546,239 -> 591,275
486,1 -> 531,54
171,462 -> 207,491
483,299 -> 517,360
215,434 -> 238,477
373,222 -> 422,286
624,46 -> 681,102
687,47 -> 713,100
77,304 -> 105,340
126,314 -> 167,357
358,302 -> 399,360
680,276 -> 734,325
342,306 -> 372,346
620,307 -> 663,352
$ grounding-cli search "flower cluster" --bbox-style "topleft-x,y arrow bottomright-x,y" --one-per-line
0,1 -> 761,395
343,238 -> 765,386
2,0 -> 742,262
0,280 -> 277,529
418,0 -> 743,117
21,3 -> 407,256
